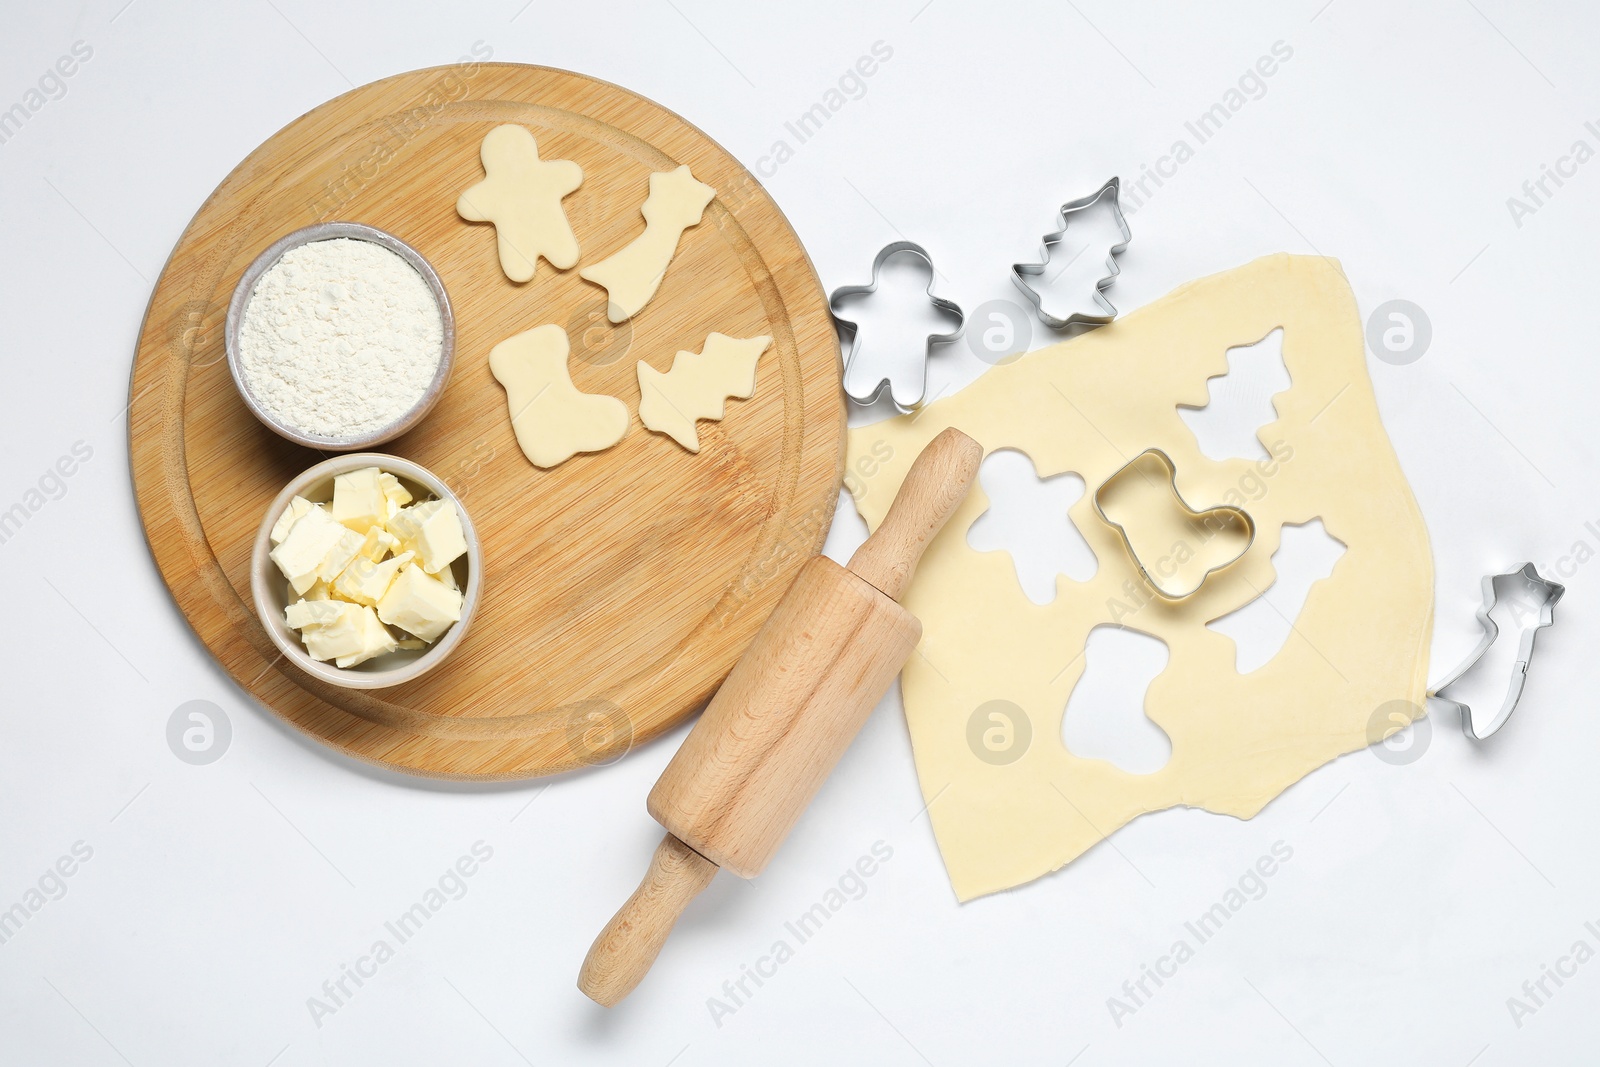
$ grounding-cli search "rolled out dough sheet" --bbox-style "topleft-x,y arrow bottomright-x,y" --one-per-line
846,255 -> 1433,901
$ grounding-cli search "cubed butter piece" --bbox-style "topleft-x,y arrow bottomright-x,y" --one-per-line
378,472 -> 413,517
317,527 -> 365,583
285,598 -> 347,630
332,550 -> 414,608
389,499 -> 467,575
359,526 -> 398,562
297,601 -> 368,662
335,606 -> 399,668
377,564 -> 464,643
433,562 -> 458,591
384,498 -> 433,546
270,496 -> 314,545
269,506 -> 347,590
332,467 -> 389,533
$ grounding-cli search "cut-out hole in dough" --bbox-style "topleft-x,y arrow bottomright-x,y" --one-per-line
1061,625 -> 1171,774
1095,450 -> 1253,599
1207,519 -> 1346,673
1179,328 -> 1291,462
966,449 -> 1097,604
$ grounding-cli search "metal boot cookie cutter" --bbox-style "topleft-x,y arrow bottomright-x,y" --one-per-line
830,241 -> 964,412
1431,563 -> 1564,741
1092,448 -> 1256,600
1012,177 -> 1132,329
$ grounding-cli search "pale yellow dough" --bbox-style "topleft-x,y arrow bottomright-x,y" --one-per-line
457,125 -> 582,283
637,333 -> 771,452
846,255 -> 1433,901
579,165 -> 714,322
489,324 -> 628,469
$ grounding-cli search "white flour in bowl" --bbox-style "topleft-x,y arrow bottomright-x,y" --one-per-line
237,238 -> 444,439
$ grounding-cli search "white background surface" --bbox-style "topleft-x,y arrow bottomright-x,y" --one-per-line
1,1 -> 1596,1064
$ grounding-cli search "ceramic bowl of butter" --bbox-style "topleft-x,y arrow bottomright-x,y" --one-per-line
225,221 -> 456,451
250,453 -> 482,689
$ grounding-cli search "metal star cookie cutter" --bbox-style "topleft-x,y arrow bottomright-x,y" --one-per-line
1092,448 -> 1256,600
830,240 -> 964,413
1430,563 -> 1564,741
1012,177 -> 1132,330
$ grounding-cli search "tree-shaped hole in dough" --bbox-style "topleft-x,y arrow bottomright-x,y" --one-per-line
1178,327 -> 1292,463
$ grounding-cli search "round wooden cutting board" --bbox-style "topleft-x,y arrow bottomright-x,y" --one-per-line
129,64 -> 844,779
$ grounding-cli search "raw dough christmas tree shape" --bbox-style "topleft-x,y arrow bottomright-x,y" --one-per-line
580,165 -> 715,323
847,255 -> 1433,901
636,333 -> 771,452
457,124 -> 583,283
489,324 -> 628,469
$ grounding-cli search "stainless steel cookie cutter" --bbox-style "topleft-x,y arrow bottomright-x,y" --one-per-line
830,240 -> 964,413
1430,563 -> 1564,741
1092,448 -> 1256,600
1012,177 -> 1132,330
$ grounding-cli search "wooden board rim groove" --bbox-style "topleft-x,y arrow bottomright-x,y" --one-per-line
129,64 -> 845,780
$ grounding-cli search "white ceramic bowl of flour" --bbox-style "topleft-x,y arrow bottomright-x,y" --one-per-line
226,222 -> 455,450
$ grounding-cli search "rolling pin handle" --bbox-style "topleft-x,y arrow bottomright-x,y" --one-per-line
847,427 -> 984,602
578,833 -> 719,1007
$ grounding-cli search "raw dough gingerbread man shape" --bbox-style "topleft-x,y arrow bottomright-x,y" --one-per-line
457,125 -> 583,283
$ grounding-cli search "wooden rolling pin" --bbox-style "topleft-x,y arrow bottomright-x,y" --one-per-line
578,427 -> 983,1006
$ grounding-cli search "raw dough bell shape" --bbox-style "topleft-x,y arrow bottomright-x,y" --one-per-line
457,124 -> 583,283
637,333 -> 771,452
580,165 -> 715,323
490,324 -> 628,468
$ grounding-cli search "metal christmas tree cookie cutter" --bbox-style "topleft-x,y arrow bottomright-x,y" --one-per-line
1012,177 -> 1132,329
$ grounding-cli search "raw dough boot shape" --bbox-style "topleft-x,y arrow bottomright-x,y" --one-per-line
490,324 -> 628,468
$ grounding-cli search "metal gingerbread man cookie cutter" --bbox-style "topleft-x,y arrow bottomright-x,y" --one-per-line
830,240 -> 965,413
1430,563 -> 1564,741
